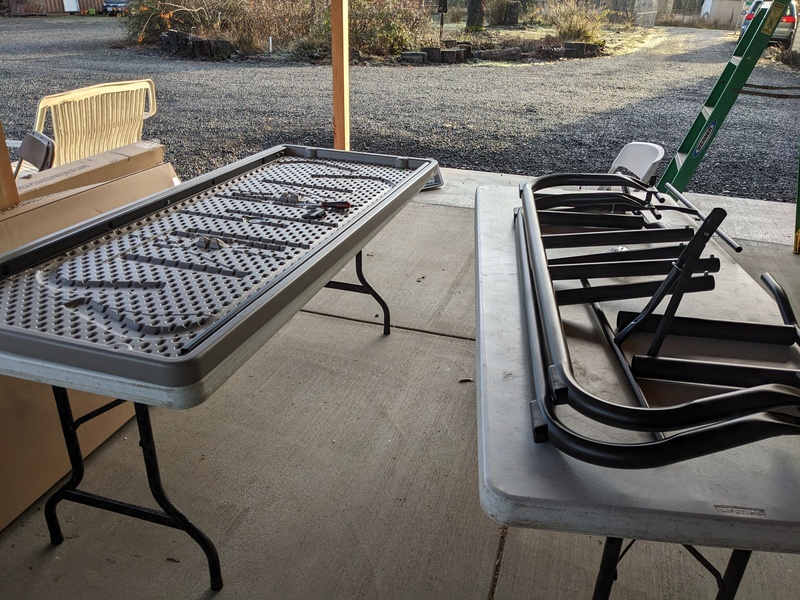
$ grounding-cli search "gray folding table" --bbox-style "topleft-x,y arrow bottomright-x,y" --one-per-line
475,185 -> 800,599
0,145 -> 440,591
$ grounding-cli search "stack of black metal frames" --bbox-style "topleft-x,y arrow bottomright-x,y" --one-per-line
514,173 -> 800,468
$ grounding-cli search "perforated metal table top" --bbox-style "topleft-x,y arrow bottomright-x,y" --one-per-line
0,146 -> 438,408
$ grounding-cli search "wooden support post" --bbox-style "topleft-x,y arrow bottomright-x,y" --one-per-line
0,119 -> 20,210
795,137 -> 800,253
331,0 -> 350,151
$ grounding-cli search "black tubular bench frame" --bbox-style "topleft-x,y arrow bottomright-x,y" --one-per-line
514,174 -> 800,470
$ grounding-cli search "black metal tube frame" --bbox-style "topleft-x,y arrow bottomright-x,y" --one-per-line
325,250 -> 391,335
547,244 -> 686,265
613,206 -> 727,351
591,538 -> 752,600
616,310 -> 797,346
761,272 -> 800,345
543,226 -> 694,250
632,355 -> 800,388
44,387 -> 223,591
556,276 -> 715,307
537,209 -> 645,229
549,257 -> 720,281
515,178 -> 800,469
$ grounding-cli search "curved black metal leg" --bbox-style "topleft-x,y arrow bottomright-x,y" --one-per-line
592,537 -> 624,600
42,388 -> 223,592
134,403 -> 223,591
354,251 -> 391,335
325,250 -> 392,335
715,550 -> 752,600
44,386 -> 84,545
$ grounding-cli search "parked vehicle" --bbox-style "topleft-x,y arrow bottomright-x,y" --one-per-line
739,0 -> 797,49
103,0 -> 128,15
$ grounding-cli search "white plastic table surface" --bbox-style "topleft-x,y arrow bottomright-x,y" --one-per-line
475,185 -> 800,552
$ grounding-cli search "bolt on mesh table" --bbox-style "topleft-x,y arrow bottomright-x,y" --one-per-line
475,180 -> 800,600
0,145 -> 440,591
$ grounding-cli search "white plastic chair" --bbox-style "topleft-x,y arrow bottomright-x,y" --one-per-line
32,79 -> 157,167
608,141 -> 665,184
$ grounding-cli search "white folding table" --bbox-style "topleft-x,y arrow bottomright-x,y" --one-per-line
475,185 -> 800,599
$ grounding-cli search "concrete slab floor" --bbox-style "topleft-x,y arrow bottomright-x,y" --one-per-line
1,315 -> 497,599
1,169 -> 799,599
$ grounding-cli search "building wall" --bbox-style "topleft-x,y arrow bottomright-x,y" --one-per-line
10,0 -> 107,14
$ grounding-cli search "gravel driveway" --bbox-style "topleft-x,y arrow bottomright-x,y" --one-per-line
1,16 -> 798,202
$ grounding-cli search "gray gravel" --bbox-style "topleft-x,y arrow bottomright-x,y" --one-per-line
1,16 -> 799,201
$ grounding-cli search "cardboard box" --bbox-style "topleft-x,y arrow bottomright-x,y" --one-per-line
0,161 -> 179,532
0,382 -> 135,531
16,141 -> 165,202
0,162 -> 179,254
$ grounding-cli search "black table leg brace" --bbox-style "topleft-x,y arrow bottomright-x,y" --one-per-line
591,537 -> 752,600
44,387 -> 223,592
325,250 -> 391,335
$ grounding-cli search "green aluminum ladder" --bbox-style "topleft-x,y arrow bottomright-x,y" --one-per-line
658,2 -> 788,193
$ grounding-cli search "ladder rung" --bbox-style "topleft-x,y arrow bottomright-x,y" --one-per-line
701,105 -> 713,119
675,152 -> 686,169
730,56 -> 742,66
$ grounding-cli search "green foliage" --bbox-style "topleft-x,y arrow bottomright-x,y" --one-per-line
543,0 -> 604,43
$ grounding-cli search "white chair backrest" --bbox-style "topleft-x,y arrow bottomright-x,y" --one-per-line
608,142 -> 665,183
33,79 -> 157,167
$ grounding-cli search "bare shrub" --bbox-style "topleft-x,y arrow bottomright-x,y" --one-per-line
124,0 -> 432,56
777,47 -> 800,68
543,0 -> 604,43
446,5 -> 467,23
348,0 -> 434,55
124,0 -> 313,51
485,0 -> 507,26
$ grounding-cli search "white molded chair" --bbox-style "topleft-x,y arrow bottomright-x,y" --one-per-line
608,141 -> 665,183
32,79 -> 157,167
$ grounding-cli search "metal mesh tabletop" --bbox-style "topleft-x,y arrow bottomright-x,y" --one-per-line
0,146 -> 438,407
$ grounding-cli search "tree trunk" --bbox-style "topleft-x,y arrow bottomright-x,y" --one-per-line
466,0 -> 484,31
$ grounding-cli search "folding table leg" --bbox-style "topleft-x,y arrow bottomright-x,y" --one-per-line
44,386 -> 87,545
592,537 -> 624,600
715,550 -> 752,600
44,388 -> 223,591
325,250 -> 392,334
